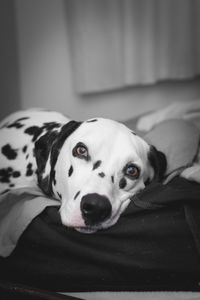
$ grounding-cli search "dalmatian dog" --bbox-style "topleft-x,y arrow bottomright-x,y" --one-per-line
0,109 -> 166,233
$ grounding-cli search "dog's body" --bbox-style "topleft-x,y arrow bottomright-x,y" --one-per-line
0,109 -> 69,193
0,109 -> 166,233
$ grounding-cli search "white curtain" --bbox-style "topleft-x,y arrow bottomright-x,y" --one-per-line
67,0 -> 200,93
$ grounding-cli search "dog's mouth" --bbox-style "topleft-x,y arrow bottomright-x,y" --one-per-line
75,226 -> 99,234
74,206 -> 126,234
74,213 -> 120,234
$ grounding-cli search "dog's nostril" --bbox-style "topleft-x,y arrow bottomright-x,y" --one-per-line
81,193 -> 112,225
82,202 -> 95,214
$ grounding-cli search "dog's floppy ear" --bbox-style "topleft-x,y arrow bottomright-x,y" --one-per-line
148,145 -> 167,182
35,120 -> 82,196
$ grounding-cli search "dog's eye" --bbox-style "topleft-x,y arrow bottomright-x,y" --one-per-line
73,143 -> 89,160
76,146 -> 88,157
124,164 -> 140,179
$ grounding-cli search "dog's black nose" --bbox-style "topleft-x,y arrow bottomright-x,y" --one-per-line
81,193 -> 112,226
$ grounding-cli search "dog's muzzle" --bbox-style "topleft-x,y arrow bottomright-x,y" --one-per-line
80,193 -> 112,226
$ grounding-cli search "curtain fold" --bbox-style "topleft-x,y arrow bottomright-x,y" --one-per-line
67,0 -> 200,93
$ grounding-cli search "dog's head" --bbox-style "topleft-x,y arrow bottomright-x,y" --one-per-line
35,118 -> 166,233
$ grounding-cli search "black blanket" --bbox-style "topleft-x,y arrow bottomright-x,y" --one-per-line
1,177 -> 200,292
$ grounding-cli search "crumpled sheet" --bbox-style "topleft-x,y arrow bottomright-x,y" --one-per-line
0,187 -> 59,257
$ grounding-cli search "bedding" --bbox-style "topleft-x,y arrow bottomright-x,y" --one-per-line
0,117 -> 200,297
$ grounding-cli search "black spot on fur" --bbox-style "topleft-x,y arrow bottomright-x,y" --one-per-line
0,168 -> 12,183
148,145 -> 167,182
26,169 -> 33,176
17,117 -> 30,122
43,122 -> 61,131
35,131 -> 59,174
25,122 -> 61,143
68,165 -> 73,177
37,176 -> 49,193
2,144 -> 18,160
9,183 -> 15,187
23,145 -> 27,153
74,191 -> 80,200
26,163 -> 33,176
52,170 -> 56,185
12,171 -> 20,178
93,160 -> 102,170
119,178 -> 127,189
10,123 -> 24,129
6,117 -> 29,129
24,126 -> 44,142
35,130 -> 60,194
57,192 -> 62,199
35,120 -> 82,196
0,122 -> 9,129
98,172 -> 105,178
26,154 -> 29,160
111,175 -> 114,183
86,119 -> 98,123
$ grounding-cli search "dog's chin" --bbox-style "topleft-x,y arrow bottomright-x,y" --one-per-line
74,216 -> 119,234
75,226 -> 99,234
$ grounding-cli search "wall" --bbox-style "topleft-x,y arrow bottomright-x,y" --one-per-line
0,0 -> 21,120
13,0 -> 200,122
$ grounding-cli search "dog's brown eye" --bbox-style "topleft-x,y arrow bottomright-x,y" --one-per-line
73,143 -> 90,160
76,146 -> 88,157
124,164 -> 140,179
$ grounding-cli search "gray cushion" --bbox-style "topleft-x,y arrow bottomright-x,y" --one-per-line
144,119 -> 200,175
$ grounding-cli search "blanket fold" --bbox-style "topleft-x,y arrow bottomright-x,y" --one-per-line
0,188 -> 59,257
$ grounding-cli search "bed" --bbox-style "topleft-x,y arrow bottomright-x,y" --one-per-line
1,113 -> 200,300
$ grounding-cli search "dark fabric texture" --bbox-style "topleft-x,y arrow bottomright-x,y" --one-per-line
1,177 -> 200,292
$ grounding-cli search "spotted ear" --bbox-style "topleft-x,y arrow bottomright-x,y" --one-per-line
148,145 -> 167,182
35,120 -> 82,196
